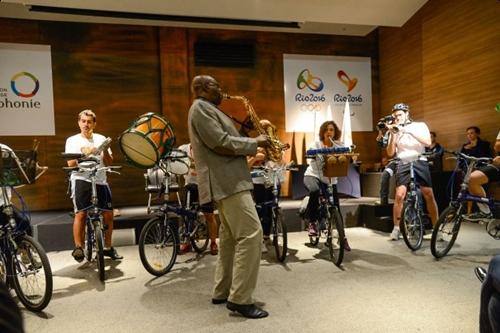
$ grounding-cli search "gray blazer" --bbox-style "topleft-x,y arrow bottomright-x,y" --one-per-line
188,98 -> 258,204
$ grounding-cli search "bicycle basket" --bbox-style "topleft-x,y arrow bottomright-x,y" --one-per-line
0,149 -> 37,186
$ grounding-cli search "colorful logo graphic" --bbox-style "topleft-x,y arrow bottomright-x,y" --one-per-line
10,72 -> 40,98
337,70 -> 357,92
297,69 -> 324,92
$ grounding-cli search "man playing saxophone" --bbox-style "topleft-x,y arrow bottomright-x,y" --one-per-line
188,75 -> 270,319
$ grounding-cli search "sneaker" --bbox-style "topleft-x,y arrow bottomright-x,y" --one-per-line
308,223 -> 318,237
72,246 -> 84,262
465,211 -> 493,222
390,228 -> 401,241
103,247 -> 123,260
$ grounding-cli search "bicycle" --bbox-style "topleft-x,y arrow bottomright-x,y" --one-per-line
430,151 -> 499,259
138,149 -> 209,276
62,154 -> 121,281
303,148 -> 349,267
1,147 -> 52,311
393,153 -> 433,251
251,163 -> 297,262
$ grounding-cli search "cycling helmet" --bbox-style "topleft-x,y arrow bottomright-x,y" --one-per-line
392,103 -> 409,112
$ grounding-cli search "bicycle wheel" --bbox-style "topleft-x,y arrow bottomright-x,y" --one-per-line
400,202 -> 424,251
326,207 -> 345,266
190,214 -> 209,253
11,235 -> 52,312
272,208 -> 288,262
84,222 -> 93,262
139,216 -> 177,276
0,253 -> 7,285
94,224 -> 105,281
431,205 -> 463,258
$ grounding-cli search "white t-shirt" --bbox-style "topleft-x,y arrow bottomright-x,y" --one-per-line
0,143 -> 13,206
65,133 -> 111,184
304,141 -> 338,185
178,143 -> 197,185
395,122 -> 430,161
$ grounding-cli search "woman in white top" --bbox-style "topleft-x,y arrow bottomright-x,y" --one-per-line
303,121 -> 342,237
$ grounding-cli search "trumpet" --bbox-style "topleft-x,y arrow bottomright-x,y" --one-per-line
223,94 -> 288,162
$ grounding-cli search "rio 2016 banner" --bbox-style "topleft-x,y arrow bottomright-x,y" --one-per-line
283,54 -> 372,133
0,43 -> 55,135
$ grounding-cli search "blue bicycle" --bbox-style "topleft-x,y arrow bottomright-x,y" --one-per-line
252,163 -> 297,262
138,150 -> 209,276
431,151 -> 499,258
1,147 -> 52,311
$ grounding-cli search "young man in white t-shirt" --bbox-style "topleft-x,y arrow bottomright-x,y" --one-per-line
65,110 -> 122,262
386,103 -> 439,240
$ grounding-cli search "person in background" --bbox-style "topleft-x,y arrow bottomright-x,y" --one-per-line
461,126 -> 492,158
425,131 -> 444,172
178,142 -> 219,255
465,130 -> 499,221
247,119 -> 285,254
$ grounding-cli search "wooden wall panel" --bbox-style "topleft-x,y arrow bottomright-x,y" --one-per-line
0,19 -> 162,210
379,0 -> 500,170
1,18 -> 380,210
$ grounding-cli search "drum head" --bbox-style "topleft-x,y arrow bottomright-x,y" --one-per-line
119,113 -> 176,169
166,151 -> 190,175
119,132 -> 158,168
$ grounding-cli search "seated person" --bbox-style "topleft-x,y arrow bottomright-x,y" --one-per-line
303,120 -> 350,251
247,119 -> 286,253
178,143 -> 219,255
461,126 -> 492,158
425,131 -> 444,171
466,130 -> 500,221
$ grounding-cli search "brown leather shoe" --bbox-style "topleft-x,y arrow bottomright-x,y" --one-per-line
210,242 -> 218,255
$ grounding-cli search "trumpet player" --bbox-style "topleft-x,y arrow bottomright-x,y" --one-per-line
188,75 -> 270,319
385,103 -> 439,241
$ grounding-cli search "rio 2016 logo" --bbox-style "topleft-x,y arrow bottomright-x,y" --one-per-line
10,72 -> 40,98
337,70 -> 357,92
296,69 -> 324,92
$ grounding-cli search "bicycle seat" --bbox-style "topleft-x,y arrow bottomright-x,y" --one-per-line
78,160 -> 98,171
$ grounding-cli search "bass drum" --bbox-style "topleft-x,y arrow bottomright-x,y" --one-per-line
119,113 -> 175,168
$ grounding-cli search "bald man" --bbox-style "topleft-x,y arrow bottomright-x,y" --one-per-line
188,75 -> 270,319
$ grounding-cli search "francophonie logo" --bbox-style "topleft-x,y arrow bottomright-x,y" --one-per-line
10,72 -> 40,98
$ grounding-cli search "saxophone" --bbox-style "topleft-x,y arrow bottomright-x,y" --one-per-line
223,94 -> 288,162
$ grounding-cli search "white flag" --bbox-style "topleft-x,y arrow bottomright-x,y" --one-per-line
340,101 -> 353,147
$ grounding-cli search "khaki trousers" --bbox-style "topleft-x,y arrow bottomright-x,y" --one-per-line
213,190 -> 263,304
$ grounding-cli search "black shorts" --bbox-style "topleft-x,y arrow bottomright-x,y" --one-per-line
479,164 -> 500,183
396,159 -> 432,187
184,183 -> 214,213
72,180 -> 112,212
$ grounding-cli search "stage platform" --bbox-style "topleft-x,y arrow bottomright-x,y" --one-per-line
30,197 -> 395,252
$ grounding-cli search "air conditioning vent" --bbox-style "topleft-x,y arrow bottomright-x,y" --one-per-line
194,40 -> 255,68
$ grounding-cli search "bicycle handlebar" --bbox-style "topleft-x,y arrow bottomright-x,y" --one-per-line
445,150 -> 492,163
